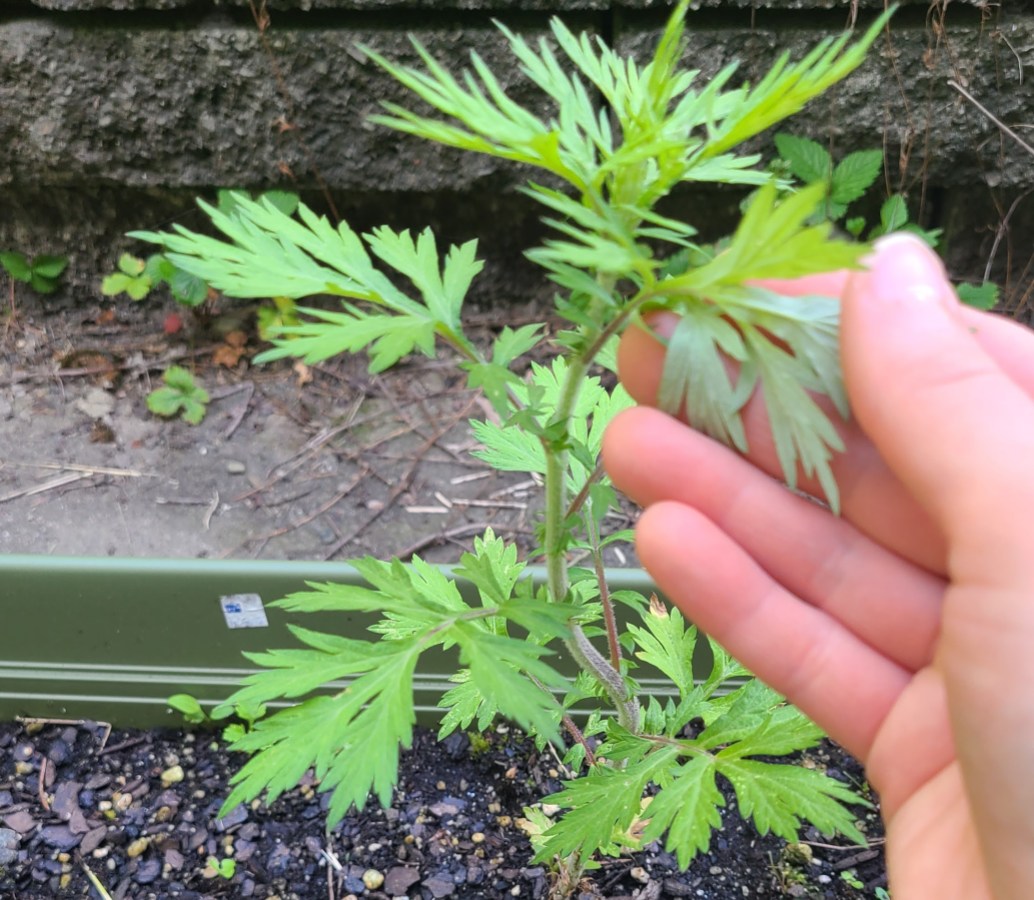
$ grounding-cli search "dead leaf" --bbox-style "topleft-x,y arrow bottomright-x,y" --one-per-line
213,340 -> 247,368
60,350 -> 119,389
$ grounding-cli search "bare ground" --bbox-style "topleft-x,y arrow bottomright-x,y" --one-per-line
0,297 -> 614,566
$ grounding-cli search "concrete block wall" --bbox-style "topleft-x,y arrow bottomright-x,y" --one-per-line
1,0 -> 1031,308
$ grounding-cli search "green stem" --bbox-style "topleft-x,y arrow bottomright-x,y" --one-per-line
541,278 -> 640,734
568,623 -> 639,733
586,512 -> 621,674
542,350 -> 590,605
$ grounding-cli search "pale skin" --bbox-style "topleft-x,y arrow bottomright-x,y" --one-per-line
601,235 -> 1034,899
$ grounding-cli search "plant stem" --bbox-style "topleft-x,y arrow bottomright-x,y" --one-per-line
588,515 -> 622,674
540,275 -> 642,734
542,349 -> 590,604
567,622 -> 639,732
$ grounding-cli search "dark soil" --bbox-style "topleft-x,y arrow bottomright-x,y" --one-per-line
0,719 -> 885,900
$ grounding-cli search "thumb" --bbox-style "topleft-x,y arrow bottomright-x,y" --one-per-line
841,234 -> 1034,586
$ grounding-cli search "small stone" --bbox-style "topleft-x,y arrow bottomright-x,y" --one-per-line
126,837 -> 151,858
215,805 -> 248,831
133,857 -> 161,884
363,869 -> 385,890
39,824 -> 82,852
0,828 -> 19,866
79,824 -> 106,857
226,460 -> 247,474
424,874 -> 456,898
3,810 -> 36,834
384,867 -> 421,895
46,739 -> 72,765
112,792 -> 133,812
51,782 -> 82,821
630,866 -> 649,884
343,872 -> 366,893
160,765 -> 184,788
14,761 -> 32,776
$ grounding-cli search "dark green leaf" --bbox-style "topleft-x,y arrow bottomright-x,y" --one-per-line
956,281 -> 998,310
0,252 -> 31,282
31,254 -> 69,280
830,149 -> 882,205
168,267 -> 209,306
774,133 -> 831,184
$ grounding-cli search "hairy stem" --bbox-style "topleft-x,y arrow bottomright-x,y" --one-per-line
568,623 -> 639,733
542,270 -> 642,734
587,513 -> 622,674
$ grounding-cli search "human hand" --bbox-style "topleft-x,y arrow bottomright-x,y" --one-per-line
602,235 -> 1034,899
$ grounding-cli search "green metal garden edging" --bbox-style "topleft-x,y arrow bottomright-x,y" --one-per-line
0,555 -> 706,727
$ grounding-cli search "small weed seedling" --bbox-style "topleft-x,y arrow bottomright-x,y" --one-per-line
0,250 -> 68,319
168,693 -> 266,743
841,868 -> 866,890
205,856 -> 237,880
146,4 -> 891,893
146,365 -> 210,425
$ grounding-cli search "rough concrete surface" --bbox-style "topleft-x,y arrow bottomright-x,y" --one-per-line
1,1 -> 1030,311
3,7 -> 1030,194
0,300 -> 592,564
0,20 -> 562,192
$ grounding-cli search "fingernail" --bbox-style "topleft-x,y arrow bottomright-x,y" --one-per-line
870,234 -> 953,308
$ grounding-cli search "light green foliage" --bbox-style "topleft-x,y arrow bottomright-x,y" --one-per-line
105,191 -> 299,307
102,254 -> 154,301
141,4 -> 888,888
168,693 -> 207,725
841,869 -> 865,890
146,365 -> 210,424
0,251 -> 68,294
537,608 -> 866,871
102,252 -> 208,305
206,856 -> 237,880
168,693 -> 266,743
214,534 -> 570,825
